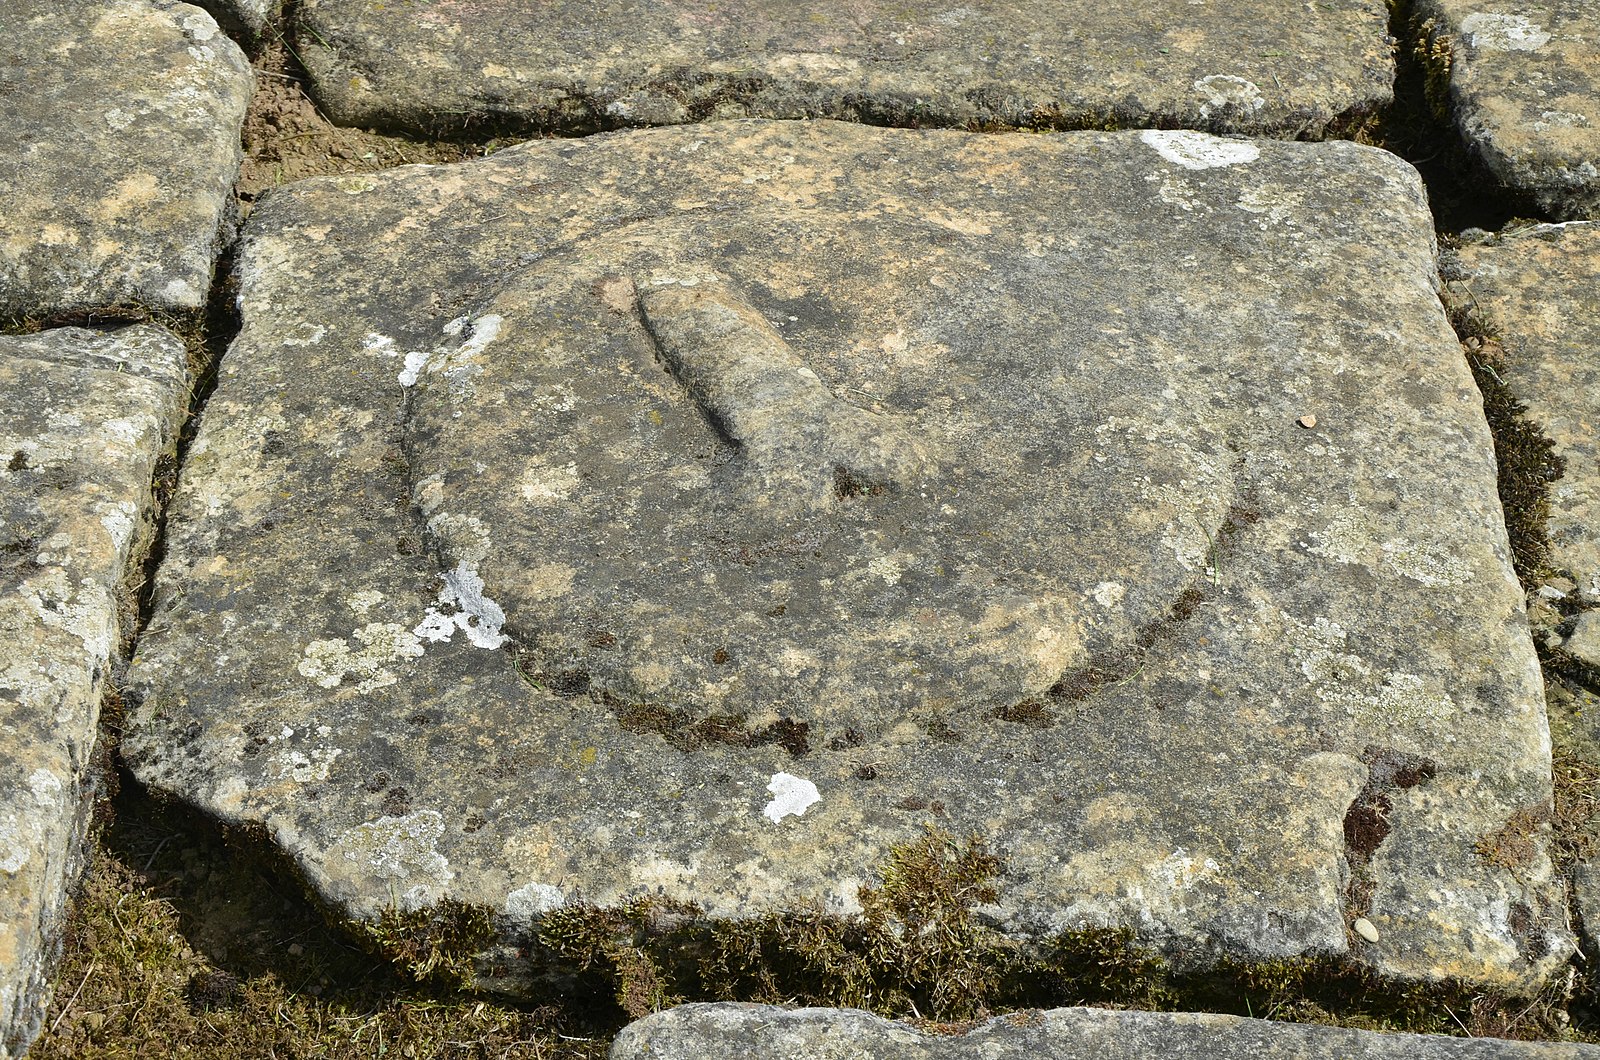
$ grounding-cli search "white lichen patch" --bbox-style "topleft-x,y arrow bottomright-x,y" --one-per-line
1284,612 -> 1454,727
413,562 -> 508,649
98,500 -> 138,549
763,772 -> 820,823
297,622 -> 425,692
18,568 -> 116,661
282,323 -> 328,347
1461,13 -> 1551,51
1091,581 -> 1126,608
1306,510 -> 1376,566
1143,130 -> 1260,170
276,747 -> 343,782
1380,538 -> 1473,588
504,881 -> 567,924
1193,75 -> 1266,119
0,813 -> 35,874
517,460 -> 580,504
865,555 -> 904,585
336,811 -> 454,906
347,589 -> 385,615
407,313 -> 506,393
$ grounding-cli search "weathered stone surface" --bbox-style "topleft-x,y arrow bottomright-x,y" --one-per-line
0,326 -> 190,1060
1445,222 -> 1600,605
0,0 -> 252,318
126,121 -> 1564,994
611,1003 -> 1600,1059
295,0 -> 1393,138
1414,2 -> 1600,220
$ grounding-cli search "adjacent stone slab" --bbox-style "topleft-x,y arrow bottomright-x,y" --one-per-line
1415,2 -> 1600,220
126,121 -> 1565,994
0,326 -> 189,1060
1446,222 -> 1600,605
295,0 -> 1392,137
0,0 -> 252,318
611,1004 -> 1600,1059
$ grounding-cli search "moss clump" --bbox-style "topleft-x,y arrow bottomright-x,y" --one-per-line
1446,303 -> 1566,586
33,785 -> 607,1060
354,898 -> 498,990
538,897 -> 705,1019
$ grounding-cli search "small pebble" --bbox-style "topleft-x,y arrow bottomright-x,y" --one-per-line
1353,916 -> 1380,942
1297,414 -> 1317,429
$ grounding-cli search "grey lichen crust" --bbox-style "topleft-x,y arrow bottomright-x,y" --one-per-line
611,1003 -> 1600,1059
295,0 -> 1392,138
126,121 -> 1565,994
0,0 -> 252,317
0,327 -> 190,1060
1415,1 -> 1600,220
1446,222 -> 1600,606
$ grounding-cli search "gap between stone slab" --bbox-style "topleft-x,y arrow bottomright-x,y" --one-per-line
1377,0 -> 1547,234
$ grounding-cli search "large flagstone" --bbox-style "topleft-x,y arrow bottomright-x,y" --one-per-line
125,121 -> 1565,994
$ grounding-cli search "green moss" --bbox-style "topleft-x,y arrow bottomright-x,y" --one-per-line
1444,299 -> 1566,586
354,898 -> 498,990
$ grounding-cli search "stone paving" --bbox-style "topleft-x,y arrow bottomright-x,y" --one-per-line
0,326 -> 190,1059
2,1 -> 1600,1057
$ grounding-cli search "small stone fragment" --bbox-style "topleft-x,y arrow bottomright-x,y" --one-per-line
1353,916 -> 1381,942
1297,414 -> 1318,428
191,0 -> 279,39
1565,613 -> 1600,672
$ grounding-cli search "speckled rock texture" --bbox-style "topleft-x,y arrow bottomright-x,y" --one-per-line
610,1003 -> 1600,1059
1414,1 -> 1600,220
1445,223 -> 1600,607
294,0 -> 1393,138
0,0 -> 252,318
0,326 -> 190,1060
125,121 -> 1565,995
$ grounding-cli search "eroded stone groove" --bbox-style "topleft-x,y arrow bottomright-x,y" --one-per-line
122,121 -> 1564,998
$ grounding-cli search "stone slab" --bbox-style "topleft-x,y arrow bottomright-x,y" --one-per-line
1445,222 -> 1600,606
0,0 -> 252,319
0,326 -> 190,1060
610,1004 -> 1600,1059
1414,2 -> 1600,220
125,121 -> 1565,994
295,0 -> 1393,138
